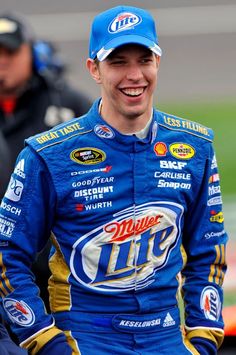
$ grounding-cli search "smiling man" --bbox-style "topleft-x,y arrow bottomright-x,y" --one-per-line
0,6 -> 228,355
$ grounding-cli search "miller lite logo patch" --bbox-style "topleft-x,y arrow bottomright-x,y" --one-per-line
108,12 -> 142,33
94,125 -> 115,139
70,201 -> 183,292
200,286 -> 221,321
3,298 -> 35,327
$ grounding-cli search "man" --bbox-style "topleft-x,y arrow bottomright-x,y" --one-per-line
0,12 -> 92,197
0,6 -> 228,354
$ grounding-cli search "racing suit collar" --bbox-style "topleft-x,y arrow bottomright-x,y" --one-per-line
88,98 -> 157,152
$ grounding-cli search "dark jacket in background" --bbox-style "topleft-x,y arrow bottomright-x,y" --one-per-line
0,71 -> 92,315
0,72 -> 92,197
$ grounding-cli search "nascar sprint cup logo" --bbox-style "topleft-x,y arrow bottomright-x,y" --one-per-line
70,202 -> 183,292
108,12 -> 142,33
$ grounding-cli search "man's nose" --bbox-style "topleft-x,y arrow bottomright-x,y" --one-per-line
126,64 -> 143,81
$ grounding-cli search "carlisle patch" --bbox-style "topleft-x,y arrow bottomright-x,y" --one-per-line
169,143 -> 195,160
70,147 -> 106,165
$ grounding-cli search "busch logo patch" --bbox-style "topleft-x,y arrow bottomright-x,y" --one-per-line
70,202 -> 183,292
3,298 -> 35,327
200,286 -> 221,321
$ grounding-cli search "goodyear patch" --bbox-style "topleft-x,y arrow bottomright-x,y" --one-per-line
70,147 -> 106,165
169,143 -> 195,160
157,112 -> 213,141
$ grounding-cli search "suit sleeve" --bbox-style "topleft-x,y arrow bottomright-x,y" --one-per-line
181,142 -> 228,352
0,145 -> 63,348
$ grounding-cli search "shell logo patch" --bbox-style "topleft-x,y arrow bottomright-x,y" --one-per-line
3,298 -> 35,327
154,142 -> 167,156
200,286 -> 221,321
70,147 -> 106,165
169,143 -> 195,160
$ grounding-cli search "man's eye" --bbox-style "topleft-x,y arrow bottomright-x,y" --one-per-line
141,58 -> 152,63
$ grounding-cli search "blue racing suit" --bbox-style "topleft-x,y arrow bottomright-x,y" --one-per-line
0,99 -> 228,354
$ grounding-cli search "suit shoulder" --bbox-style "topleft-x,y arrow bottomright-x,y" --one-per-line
156,110 -> 214,142
26,115 -> 92,152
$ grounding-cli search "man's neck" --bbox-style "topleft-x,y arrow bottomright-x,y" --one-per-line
99,100 -> 153,136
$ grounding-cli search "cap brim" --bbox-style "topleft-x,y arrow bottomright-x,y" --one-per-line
0,35 -> 21,50
96,34 -> 162,61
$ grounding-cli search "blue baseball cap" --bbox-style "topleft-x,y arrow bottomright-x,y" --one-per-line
89,6 -> 162,61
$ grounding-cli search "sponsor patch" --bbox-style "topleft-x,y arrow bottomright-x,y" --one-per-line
74,186 -> 113,200
71,166 -> 112,176
3,298 -> 35,327
154,142 -> 167,156
169,143 -> 195,160
207,196 -> 222,206
208,185 -> 221,196
209,173 -> 220,184
159,161 -> 187,170
5,177 -> 24,202
211,154 -> 218,169
13,159 -> 26,179
200,286 -> 221,321
204,230 -> 225,239
0,216 -> 15,238
163,312 -> 175,327
70,147 -> 106,165
94,125 -> 115,139
70,202 -> 183,292
0,201 -> 21,216
108,12 -> 142,33
210,211 -> 224,223
72,176 -> 114,188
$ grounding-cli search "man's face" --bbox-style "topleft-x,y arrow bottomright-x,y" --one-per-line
0,43 -> 32,96
88,44 -> 160,123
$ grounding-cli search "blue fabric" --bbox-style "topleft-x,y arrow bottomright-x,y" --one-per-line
37,333 -> 72,355
69,327 -> 192,355
0,322 -> 27,354
191,337 -> 217,355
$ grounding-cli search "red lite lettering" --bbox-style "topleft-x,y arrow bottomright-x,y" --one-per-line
105,215 -> 163,242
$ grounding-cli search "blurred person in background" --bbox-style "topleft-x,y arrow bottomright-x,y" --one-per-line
0,12 -> 92,198
0,10 -> 92,337
0,5 -> 228,355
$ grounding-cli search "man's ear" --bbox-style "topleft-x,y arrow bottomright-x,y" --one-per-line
156,55 -> 161,70
86,58 -> 101,84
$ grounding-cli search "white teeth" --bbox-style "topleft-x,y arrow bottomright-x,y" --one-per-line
122,88 -> 144,96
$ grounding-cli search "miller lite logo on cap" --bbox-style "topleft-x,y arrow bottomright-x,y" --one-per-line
108,12 -> 142,33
